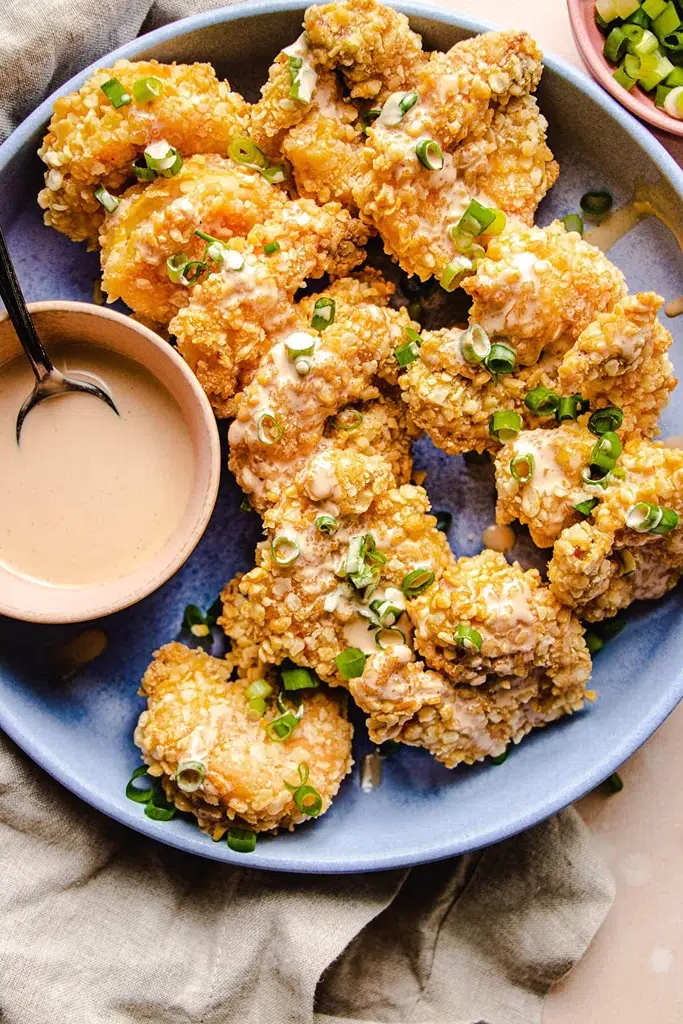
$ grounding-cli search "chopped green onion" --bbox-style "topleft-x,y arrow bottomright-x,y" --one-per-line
361,109 -> 381,133
287,54 -> 316,103
247,696 -> 267,720
94,185 -> 120,214
100,77 -> 131,108
484,342 -> 516,375
656,82 -> 675,107
395,340 -> 421,367
265,709 -> 302,742
332,409 -> 363,431
284,762 -> 310,792
182,603 -> 210,636
240,496 -> 253,512
666,65 -> 683,84
585,631 -> 604,655
227,827 -> 256,853
311,297 -> 336,331
440,256 -> 473,292
613,65 -> 638,90
626,6 -> 652,28
416,138 -> 444,170
574,498 -> 600,516
144,141 -> 183,176
510,454 -> 535,483
664,83 -> 683,117
561,213 -> 584,235
335,647 -> 368,679
369,597 -> 403,626
229,136 -> 269,168
486,209 -> 507,236
401,568 -> 435,598
144,788 -> 176,821
262,164 -> 287,184
654,0 -> 681,39
490,750 -> 508,765
131,157 -> 157,180
271,535 -> 300,566
627,26 -> 660,55
245,679 -> 273,700
581,466 -> 611,487
292,784 -> 323,817
167,259 -> 205,287
489,410 -> 522,442
580,190 -> 613,218
294,357 -> 312,375
263,241 -> 280,255
435,510 -> 452,534
460,324 -> 491,364
285,332 -> 316,360
618,549 -> 636,576
132,76 -> 163,103
626,501 -> 662,531
281,663 -> 318,690
588,406 -> 624,435
604,26 -> 629,62
591,431 -> 622,472
405,326 -> 422,345
454,623 -> 483,652
256,411 -> 283,445
557,394 -> 589,421
629,502 -> 680,534
399,91 -> 419,116
525,386 -> 560,416
457,198 -> 497,236
374,626 -> 406,650
643,0 -> 668,18
407,301 -> 422,321
605,771 -> 624,793
126,765 -> 154,804
175,760 -> 205,794
315,514 -> 338,535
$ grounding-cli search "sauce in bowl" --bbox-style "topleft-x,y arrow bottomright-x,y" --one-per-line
0,342 -> 195,586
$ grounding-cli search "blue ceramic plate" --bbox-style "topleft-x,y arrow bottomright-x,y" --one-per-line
1,2 -> 682,873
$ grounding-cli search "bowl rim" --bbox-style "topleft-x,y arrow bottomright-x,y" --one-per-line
567,0 -> 683,138
1,0 -> 683,871
0,300 -> 221,624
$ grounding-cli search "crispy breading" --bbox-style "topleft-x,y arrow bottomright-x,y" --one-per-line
464,221 -> 628,366
134,642 -> 353,836
38,60 -> 249,248
249,53 -> 311,160
99,155 -> 286,323
304,0 -> 424,99
557,292 -> 676,437
170,199 -> 369,416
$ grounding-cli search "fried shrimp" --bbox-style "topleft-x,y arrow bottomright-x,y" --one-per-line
464,221 -> 628,367
38,60 -> 249,249
134,642 -> 353,836
547,439 -> 683,619
304,0 -> 424,99
99,155 -> 286,323
170,199 -> 369,416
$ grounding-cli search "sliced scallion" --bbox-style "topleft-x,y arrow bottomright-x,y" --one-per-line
335,647 -> 368,679
245,679 -> 273,701
285,332 -> 316,360
525,386 -> 560,416
454,623 -> 483,652
618,549 -> 636,576
375,626 -> 406,650
263,241 -> 280,255
144,789 -> 176,821
265,708 -> 302,742
311,297 -> 336,331
271,535 -> 300,566
585,632 -> 604,655
281,664 -> 318,690
489,410 -> 522,442
247,697 -> 267,720
416,138 -> 444,170
580,189 -> 613,219
557,394 -> 589,421
100,77 -> 131,108
440,256 -> 473,292
369,597 -> 403,626
132,157 -> 157,181
510,454 -> 535,483
132,76 -> 163,103
126,765 -> 154,804
561,213 -> 584,235
401,568 -> 435,599
227,827 -> 257,853
395,340 -> 420,367
228,136 -> 269,168
293,785 -> 323,817
457,198 -> 497,236
574,498 -> 599,516
315,514 -> 338,535
94,185 -> 120,214
491,750 -> 508,765
484,342 -> 516,375
591,430 -> 622,472
459,324 -> 491,365
256,411 -> 283,445
361,109 -> 381,133
588,406 -> 623,435
144,140 -> 182,177
332,409 -> 363,432
175,760 -> 205,794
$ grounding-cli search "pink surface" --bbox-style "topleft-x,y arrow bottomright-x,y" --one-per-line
567,0 -> 683,138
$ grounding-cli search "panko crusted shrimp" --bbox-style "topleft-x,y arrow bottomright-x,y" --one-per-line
220,483 -> 453,685
38,60 -> 249,248
99,155 -> 286,324
348,640 -> 590,768
170,198 -> 369,415
547,439 -> 683,619
304,0 -> 424,100
134,643 -> 353,836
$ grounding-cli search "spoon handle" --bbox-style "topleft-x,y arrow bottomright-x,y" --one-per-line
0,225 -> 54,381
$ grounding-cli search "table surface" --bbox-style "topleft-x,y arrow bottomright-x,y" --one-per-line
432,0 -> 682,1019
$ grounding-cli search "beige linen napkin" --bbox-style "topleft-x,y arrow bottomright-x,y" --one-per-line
0,2 -> 615,1020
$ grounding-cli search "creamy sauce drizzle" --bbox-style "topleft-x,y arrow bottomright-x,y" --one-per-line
584,179 -> 683,254
0,343 -> 194,586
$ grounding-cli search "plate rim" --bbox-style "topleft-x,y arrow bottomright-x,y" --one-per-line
1,0 -> 683,873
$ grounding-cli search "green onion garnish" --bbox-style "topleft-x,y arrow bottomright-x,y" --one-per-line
581,466 -> 611,488
167,254 -> 188,283
144,141 -> 183,177
416,138 -> 444,170
182,603 -> 210,637
332,409 -> 363,432
100,77 -> 131,108
561,213 -> 584,235
369,598 -> 403,626
399,91 -> 419,116
227,827 -> 257,853
604,25 -> 628,63
294,785 -> 323,816
315,514 -> 338,535
557,394 -> 589,421
618,549 -> 636,576
285,332 -> 316,360
605,772 -> 624,794
256,411 -> 283,445
489,410 -> 522,442
454,623 -> 483,652
311,297 -> 336,331
361,109 -> 381,133
401,568 -> 435,599
247,697 -> 267,720
585,631 -> 604,655
588,406 -> 624,435
374,626 -> 406,650
245,679 -> 273,701
574,498 -> 599,516
132,76 -> 163,103
626,502 -> 679,534
229,136 -> 269,169
510,454 -> 535,483
264,241 -> 280,255
132,157 -> 157,181
93,185 -> 120,214
591,430 -> 622,472
580,189 -> 613,219
144,788 -> 176,821
335,647 -> 368,679
457,198 -> 497,236
265,709 -> 302,742
281,663 -> 318,690
395,339 -> 421,367
491,750 -> 508,765
484,342 -> 516,375
175,760 -> 205,794
271,535 -> 300,566
240,496 -> 252,512
440,256 -> 473,292
525,386 -> 560,416
126,765 -> 154,803
262,164 -> 287,184
459,324 -> 490,365
434,510 -> 452,534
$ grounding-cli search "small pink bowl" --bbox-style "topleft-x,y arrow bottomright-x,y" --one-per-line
567,0 -> 683,137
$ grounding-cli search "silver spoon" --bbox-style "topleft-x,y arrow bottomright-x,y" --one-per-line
0,225 -> 118,443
